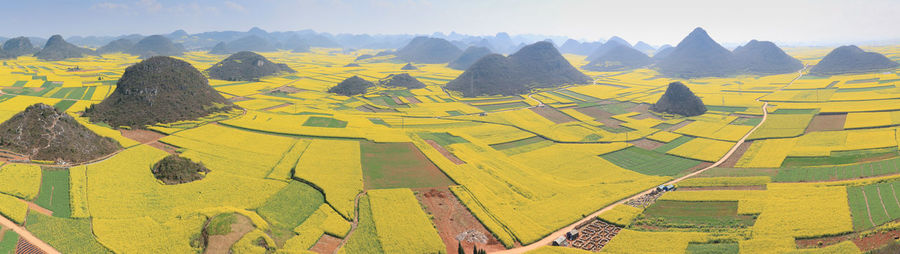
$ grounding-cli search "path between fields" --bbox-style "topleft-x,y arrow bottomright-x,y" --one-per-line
493,68 -> 809,254
332,191 -> 365,254
492,101 -> 771,254
0,216 -> 60,254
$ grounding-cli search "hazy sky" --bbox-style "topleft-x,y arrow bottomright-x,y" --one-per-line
2,0 -> 899,45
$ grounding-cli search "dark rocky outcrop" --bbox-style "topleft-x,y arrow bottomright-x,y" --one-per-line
650,82 -> 707,116
378,73 -> 426,89
328,76 -> 374,96
583,44 -> 652,71
126,35 -> 185,58
810,45 -> 899,75
401,63 -> 418,70
656,28 -> 737,78
633,41 -> 655,53
446,41 -> 591,97
395,37 -> 462,64
558,39 -> 603,56
2,37 -> 38,58
448,46 -> 492,70
209,35 -> 277,54
355,54 -> 375,61
652,46 -> 675,60
84,56 -> 235,128
33,35 -> 96,61
733,40 -> 803,75
0,103 -> 121,164
586,38 -> 632,62
206,51 -> 296,81
97,38 -> 136,54
283,35 -> 311,53
152,155 -> 210,185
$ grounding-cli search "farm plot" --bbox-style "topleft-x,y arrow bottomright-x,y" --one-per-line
24,213 -> 112,253
338,195 -> 383,254
631,200 -> 757,231
360,141 -> 454,189
294,139 -> 364,219
847,181 -> 900,230
415,188 -> 506,253
257,181 -> 325,229
0,163 -> 41,200
600,147 -> 702,176
774,156 -> 900,182
747,113 -> 814,140
34,169 -> 71,218
557,219 -> 622,252
367,188 -> 445,254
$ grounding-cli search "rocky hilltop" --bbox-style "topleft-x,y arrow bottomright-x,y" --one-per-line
378,73 -> 426,89
810,45 -> 899,75
650,82 -> 707,116
126,35 -> 185,58
0,104 -> 121,164
84,56 -> 235,128
328,76 -> 374,96
34,35 -> 96,61
206,51 -> 295,81
448,46 -> 492,70
395,36 -> 462,64
733,40 -> 803,75
446,41 -> 591,97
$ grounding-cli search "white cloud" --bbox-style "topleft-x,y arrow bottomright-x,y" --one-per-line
92,2 -> 129,11
137,0 -> 163,13
224,1 -> 246,12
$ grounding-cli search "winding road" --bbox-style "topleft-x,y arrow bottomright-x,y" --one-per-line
0,216 -> 60,254
493,68 -> 808,254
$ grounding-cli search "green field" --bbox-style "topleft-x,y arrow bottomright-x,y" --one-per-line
25,213 -> 113,253
360,142 -> 453,189
257,181 -> 324,229
473,101 -> 530,111
653,136 -> 694,153
338,195 -> 383,254
775,156 -> 900,182
847,181 -> 900,230
601,146 -> 702,176
0,230 -> 18,254
685,242 -> 739,254
781,147 -> 899,167
416,132 -> 468,146
632,200 -> 756,230
302,116 -> 348,128
34,169 -> 71,218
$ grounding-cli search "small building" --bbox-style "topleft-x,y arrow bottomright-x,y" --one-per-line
667,184 -> 676,191
552,236 -> 567,246
566,229 -> 579,240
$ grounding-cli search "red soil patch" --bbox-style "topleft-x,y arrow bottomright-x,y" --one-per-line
147,141 -> 178,154
854,230 -> 900,251
405,96 -> 422,104
530,106 -> 576,124
719,141 -> 753,168
575,107 -> 624,127
414,188 -> 506,253
679,185 -> 767,191
26,202 -> 52,216
270,85 -> 303,94
360,142 -> 455,190
120,129 -> 166,143
15,237 -> 45,254
628,138 -> 664,150
664,120 -> 694,132
426,140 -> 465,165
797,229 -> 900,251
309,234 -> 342,254
229,96 -> 253,102
806,113 -> 846,133
262,103 -> 293,111
204,214 -> 254,254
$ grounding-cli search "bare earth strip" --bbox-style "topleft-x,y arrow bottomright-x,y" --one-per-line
0,216 -> 59,254
492,67 -> 811,254
862,189 -> 877,228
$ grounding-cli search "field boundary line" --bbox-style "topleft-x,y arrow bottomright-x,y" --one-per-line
862,188 -> 877,228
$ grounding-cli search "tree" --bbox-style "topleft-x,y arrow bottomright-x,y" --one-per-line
458,242 -> 465,254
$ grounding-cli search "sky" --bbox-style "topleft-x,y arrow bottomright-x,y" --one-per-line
1,0 -> 899,46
